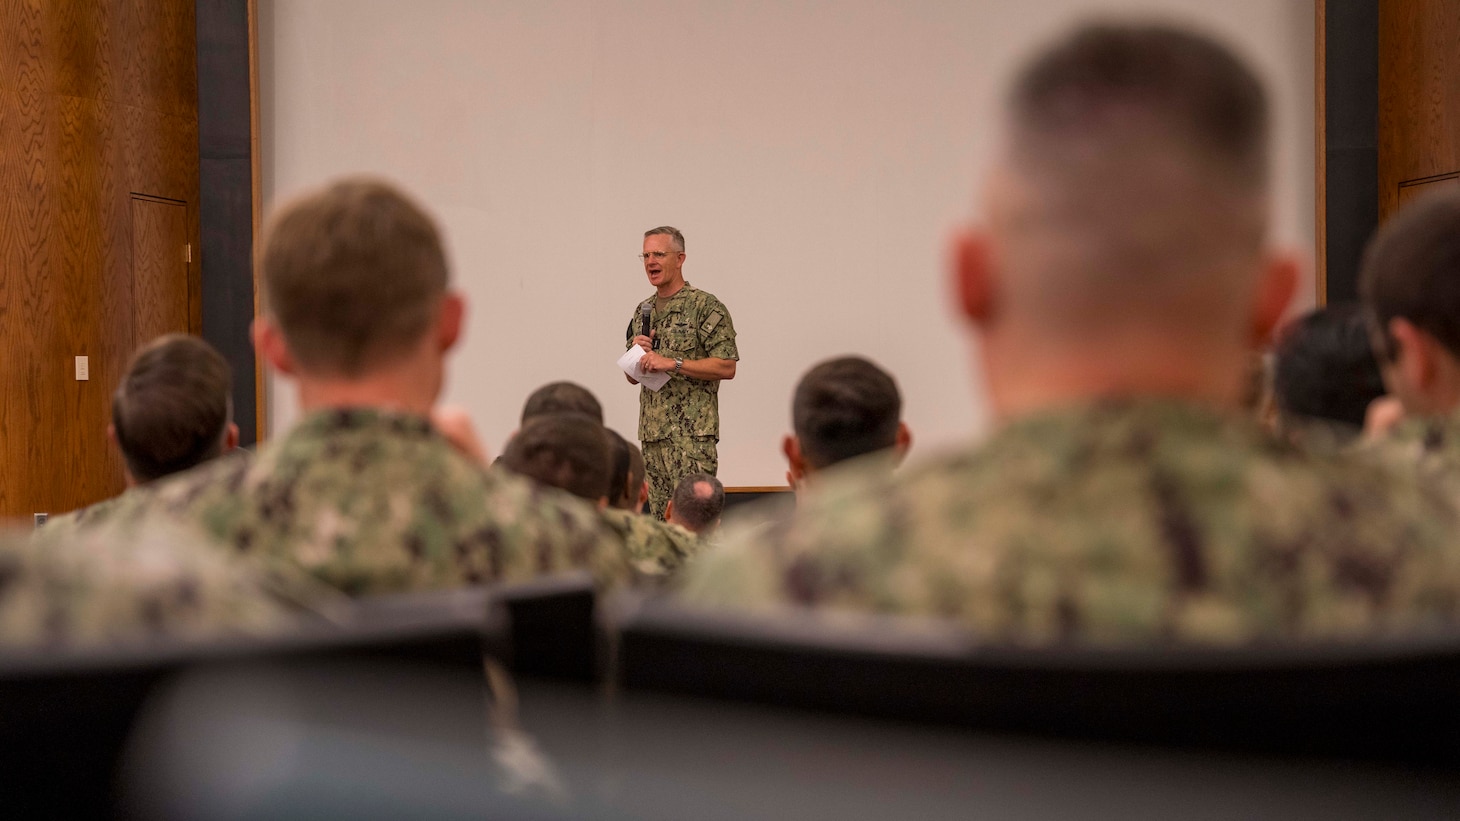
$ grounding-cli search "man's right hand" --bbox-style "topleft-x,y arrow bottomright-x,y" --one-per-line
632,331 -> 656,352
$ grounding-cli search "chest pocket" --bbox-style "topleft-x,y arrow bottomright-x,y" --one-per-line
659,316 -> 698,355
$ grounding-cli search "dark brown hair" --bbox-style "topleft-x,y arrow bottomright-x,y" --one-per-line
502,413 -> 611,503
670,472 -> 723,533
1360,190 -> 1460,361
793,357 -> 902,469
111,334 -> 232,483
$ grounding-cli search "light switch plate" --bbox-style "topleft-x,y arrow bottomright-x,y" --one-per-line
75,356 -> 89,381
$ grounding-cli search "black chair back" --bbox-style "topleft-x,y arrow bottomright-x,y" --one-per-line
614,596 -> 1460,765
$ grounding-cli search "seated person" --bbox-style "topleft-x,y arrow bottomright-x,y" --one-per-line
677,23 -> 1460,644
102,178 -> 625,596
504,416 -> 697,578
40,334 -> 240,538
607,429 -> 650,513
501,413 -> 614,509
665,472 -> 725,538
784,356 -> 911,491
1358,190 -> 1460,473
1269,305 -> 1387,446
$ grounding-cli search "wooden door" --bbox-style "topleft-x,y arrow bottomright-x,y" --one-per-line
1378,0 -> 1460,221
130,196 -> 190,348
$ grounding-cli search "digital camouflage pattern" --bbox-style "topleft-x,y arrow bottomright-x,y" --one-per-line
679,400 -> 1460,645
79,408 -> 630,597
32,450 -> 256,548
642,436 -> 718,523
0,521 -> 340,647
626,284 -> 737,518
601,507 -> 705,578
1370,412 -> 1460,488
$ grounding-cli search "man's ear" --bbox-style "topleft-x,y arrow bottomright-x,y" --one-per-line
663,498 -> 675,523
1389,318 -> 1437,395
224,422 -> 240,452
252,316 -> 296,375
893,422 -> 913,465
782,434 -> 807,484
438,292 -> 465,352
637,480 -> 649,511
952,227 -> 995,326
1250,251 -> 1299,346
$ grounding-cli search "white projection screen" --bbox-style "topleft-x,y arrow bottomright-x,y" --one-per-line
259,0 -> 1315,486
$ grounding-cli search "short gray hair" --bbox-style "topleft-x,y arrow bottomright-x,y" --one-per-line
644,226 -> 684,253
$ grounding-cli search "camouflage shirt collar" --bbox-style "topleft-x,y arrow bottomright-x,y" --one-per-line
993,397 -> 1252,449
290,407 -> 437,441
648,282 -> 697,306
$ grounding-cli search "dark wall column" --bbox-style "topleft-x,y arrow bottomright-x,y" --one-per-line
1322,0 -> 1379,304
196,0 -> 259,446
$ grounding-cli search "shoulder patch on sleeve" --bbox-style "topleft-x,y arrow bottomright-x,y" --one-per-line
700,311 -> 723,335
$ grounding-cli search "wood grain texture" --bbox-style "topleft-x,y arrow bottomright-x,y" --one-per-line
1315,0 -> 1327,306
248,0 -> 264,443
1378,0 -> 1460,221
0,0 -> 198,518
130,197 -> 189,348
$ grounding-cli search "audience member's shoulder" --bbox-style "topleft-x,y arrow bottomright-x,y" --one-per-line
601,507 -> 698,580
0,521 -> 341,648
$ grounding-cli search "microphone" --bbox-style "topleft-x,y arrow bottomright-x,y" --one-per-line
640,304 -> 652,345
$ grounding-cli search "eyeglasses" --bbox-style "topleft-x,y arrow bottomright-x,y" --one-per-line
638,251 -> 677,261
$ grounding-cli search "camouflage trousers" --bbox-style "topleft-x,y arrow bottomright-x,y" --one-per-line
643,436 -> 718,520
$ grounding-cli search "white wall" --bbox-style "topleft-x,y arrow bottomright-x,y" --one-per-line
259,0 -> 1315,485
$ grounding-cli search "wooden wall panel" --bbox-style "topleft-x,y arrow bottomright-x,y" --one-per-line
1378,0 -> 1460,221
131,197 -> 189,347
0,0 -> 198,520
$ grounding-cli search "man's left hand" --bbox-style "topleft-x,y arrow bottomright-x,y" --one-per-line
641,353 -> 677,374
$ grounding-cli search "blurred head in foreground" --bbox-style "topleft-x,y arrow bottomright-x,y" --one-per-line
784,356 -> 910,489
111,334 -> 238,486
254,178 -> 463,415
954,22 -> 1294,419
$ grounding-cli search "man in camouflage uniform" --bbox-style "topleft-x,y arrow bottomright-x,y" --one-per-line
103,179 -> 627,597
625,226 -> 739,520
37,334 -> 241,543
1357,190 -> 1460,480
677,24 -> 1460,644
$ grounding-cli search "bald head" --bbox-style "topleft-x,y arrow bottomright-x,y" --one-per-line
990,22 -> 1272,336
667,472 -> 724,534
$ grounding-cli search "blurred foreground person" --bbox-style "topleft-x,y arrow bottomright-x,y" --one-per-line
0,523 -> 338,646
105,179 -> 625,596
1359,190 -> 1460,471
783,356 -> 911,491
679,23 -> 1460,643
39,334 -> 240,540
1270,306 -> 1387,447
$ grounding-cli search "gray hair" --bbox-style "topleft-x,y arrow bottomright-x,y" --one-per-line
644,226 -> 685,253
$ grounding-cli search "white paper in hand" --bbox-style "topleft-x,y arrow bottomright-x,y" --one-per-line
618,346 -> 671,392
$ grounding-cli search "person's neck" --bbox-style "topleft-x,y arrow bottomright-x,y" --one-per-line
656,278 -> 686,299
982,338 -> 1246,425
293,358 -> 440,419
